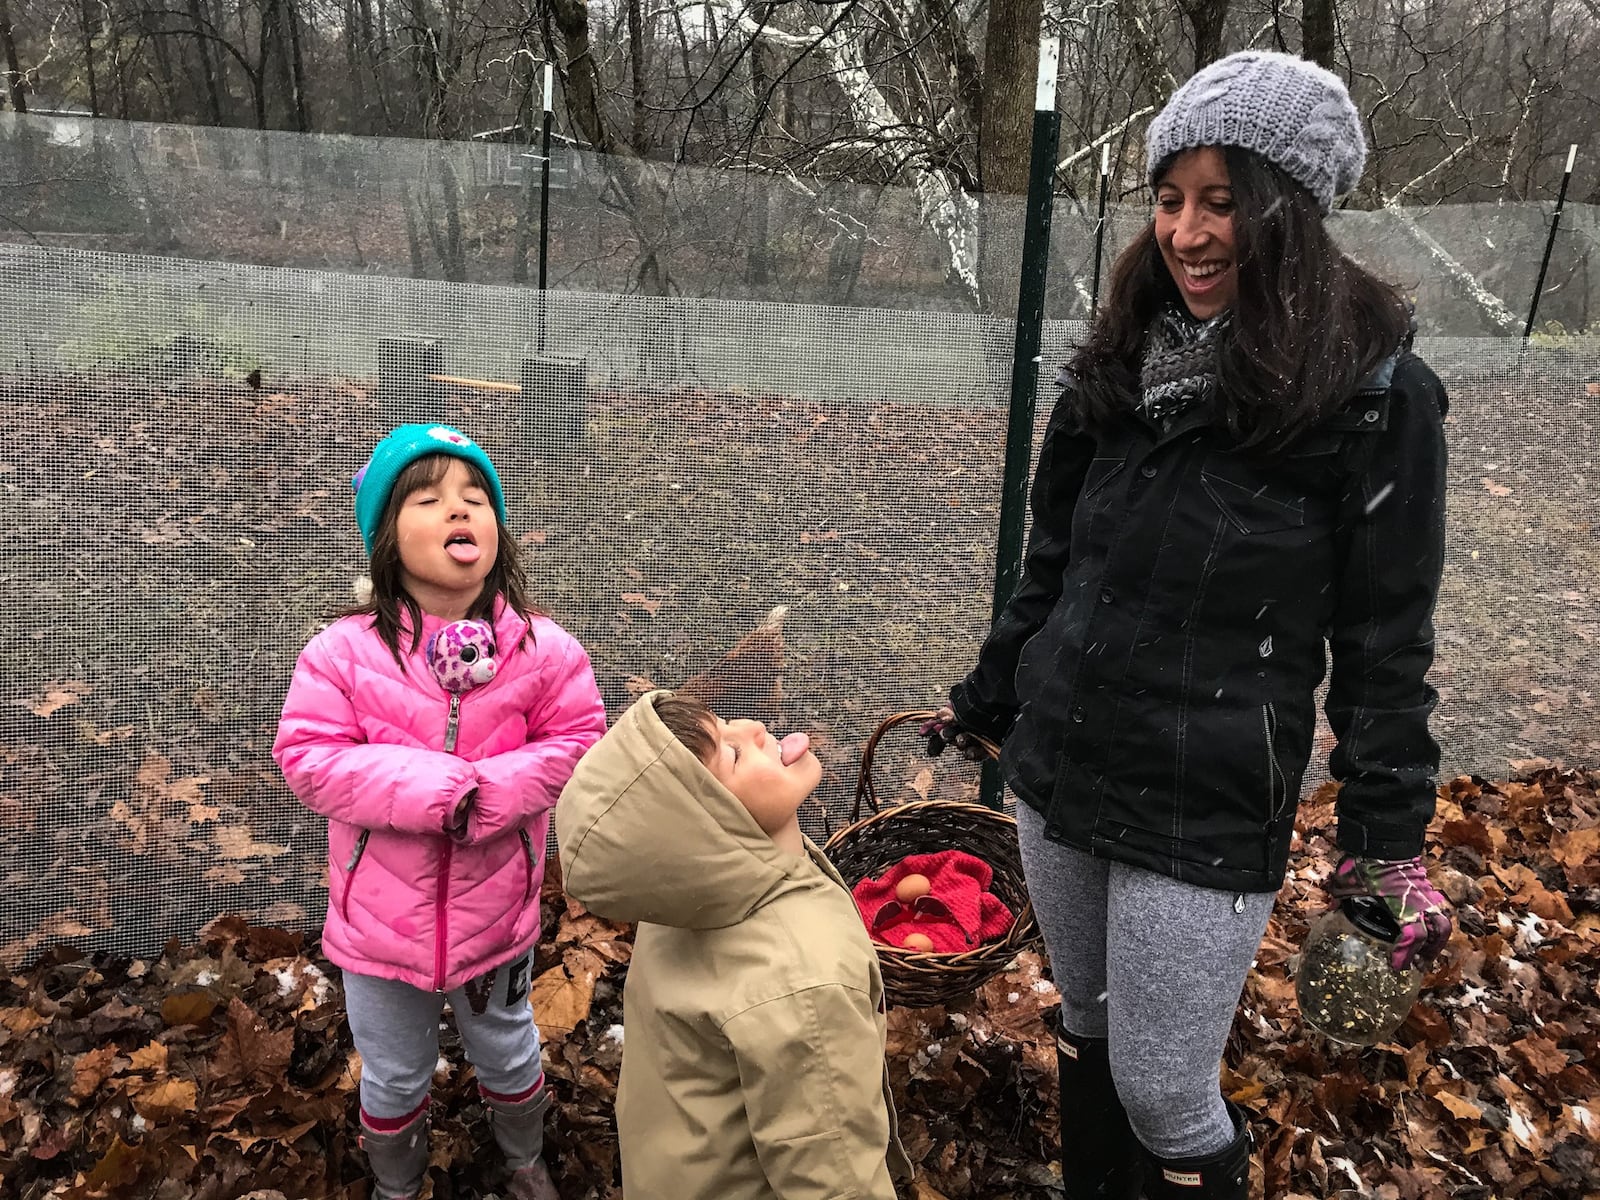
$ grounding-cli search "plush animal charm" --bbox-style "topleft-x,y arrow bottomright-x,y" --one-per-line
426,619 -> 498,694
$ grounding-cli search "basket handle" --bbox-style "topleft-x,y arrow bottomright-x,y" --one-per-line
851,709 -> 1000,823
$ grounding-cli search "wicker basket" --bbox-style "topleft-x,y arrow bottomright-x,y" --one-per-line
824,710 -> 1041,1009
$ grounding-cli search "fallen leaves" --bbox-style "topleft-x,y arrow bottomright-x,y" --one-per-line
213,997 -> 295,1087
23,681 -> 93,718
0,765 -> 1595,1199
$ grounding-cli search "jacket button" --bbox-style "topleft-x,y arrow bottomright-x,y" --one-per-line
1100,587 -> 1115,604
1363,409 -> 1380,423
1141,463 -> 1158,478
1071,706 -> 1086,723
1046,824 -> 1062,839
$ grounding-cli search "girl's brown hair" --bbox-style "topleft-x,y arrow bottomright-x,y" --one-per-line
341,453 -> 542,663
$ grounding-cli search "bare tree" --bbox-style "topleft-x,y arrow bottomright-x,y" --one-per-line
0,0 -> 27,111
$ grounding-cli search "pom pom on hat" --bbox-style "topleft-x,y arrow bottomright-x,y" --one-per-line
1146,50 -> 1366,212
352,424 -> 507,554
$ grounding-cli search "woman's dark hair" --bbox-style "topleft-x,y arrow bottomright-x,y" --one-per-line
340,453 -> 541,664
1069,146 -> 1411,451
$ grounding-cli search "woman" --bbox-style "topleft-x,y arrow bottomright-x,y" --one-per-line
927,51 -> 1453,1200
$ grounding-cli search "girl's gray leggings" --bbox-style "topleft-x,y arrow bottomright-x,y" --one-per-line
1015,801 -> 1274,1159
343,955 -> 543,1121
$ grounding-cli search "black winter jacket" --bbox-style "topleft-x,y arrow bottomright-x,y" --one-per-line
951,351 -> 1448,893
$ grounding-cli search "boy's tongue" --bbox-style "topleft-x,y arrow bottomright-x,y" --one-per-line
446,542 -> 481,565
779,732 -> 810,766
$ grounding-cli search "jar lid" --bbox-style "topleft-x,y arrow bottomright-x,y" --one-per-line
1342,894 -> 1403,943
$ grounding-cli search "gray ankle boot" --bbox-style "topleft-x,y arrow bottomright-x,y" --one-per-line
358,1106 -> 431,1200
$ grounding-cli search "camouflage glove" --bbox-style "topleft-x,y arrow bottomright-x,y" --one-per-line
1326,854 -> 1452,971
921,707 -> 994,762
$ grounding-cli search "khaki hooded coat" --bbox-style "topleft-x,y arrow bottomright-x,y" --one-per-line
555,694 -> 910,1200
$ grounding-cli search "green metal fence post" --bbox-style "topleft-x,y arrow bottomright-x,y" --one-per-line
981,34 -> 1062,810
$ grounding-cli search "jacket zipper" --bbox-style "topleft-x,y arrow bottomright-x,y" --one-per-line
519,828 -> 537,904
444,693 -> 462,752
340,829 -> 371,922
434,838 -> 453,991
1262,703 -> 1288,821
435,690 -> 464,991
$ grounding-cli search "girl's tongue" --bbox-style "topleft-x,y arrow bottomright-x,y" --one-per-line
778,732 -> 811,766
445,541 -> 481,565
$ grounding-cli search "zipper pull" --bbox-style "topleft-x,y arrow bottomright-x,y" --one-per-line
346,829 -> 370,872
444,693 -> 461,753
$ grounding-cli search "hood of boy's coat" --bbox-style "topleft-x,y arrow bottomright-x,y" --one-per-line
555,691 -> 812,929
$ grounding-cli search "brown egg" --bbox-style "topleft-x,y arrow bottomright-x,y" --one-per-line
895,873 -> 931,903
902,932 -> 935,953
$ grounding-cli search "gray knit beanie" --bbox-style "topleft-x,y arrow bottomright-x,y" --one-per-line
1145,50 -> 1365,212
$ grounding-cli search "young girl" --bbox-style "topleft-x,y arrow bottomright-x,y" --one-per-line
274,424 -> 606,1200
927,52 -> 1453,1200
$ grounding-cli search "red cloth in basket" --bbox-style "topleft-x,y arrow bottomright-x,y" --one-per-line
852,849 -> 1014,953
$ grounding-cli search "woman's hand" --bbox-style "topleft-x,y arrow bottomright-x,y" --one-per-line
446,788 -> 477,837
921,708 -> 994,762
1326,854 -> 1452,971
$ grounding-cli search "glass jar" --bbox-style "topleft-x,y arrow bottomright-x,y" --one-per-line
1295,894 -> 1424,1047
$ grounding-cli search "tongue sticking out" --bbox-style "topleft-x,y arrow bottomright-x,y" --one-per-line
445,542 -> 481,565
778,732 -> 811,766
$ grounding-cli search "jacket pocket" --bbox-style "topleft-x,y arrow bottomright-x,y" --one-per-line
518,828 -> 539,904
339,829 -> 371,923
1081,457 -> 1127,499
1200,464 -> 1306,535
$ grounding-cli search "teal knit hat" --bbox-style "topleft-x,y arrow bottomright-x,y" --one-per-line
352,424 -> 507,554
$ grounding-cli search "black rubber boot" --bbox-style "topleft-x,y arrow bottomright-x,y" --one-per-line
1054,1019 -> 1146,1200
1142,1101 -> 1252,1200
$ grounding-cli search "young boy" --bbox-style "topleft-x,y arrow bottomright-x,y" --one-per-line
555,691 -> 910,1200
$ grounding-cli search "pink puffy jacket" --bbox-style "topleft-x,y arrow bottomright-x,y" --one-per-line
273,602 -> 605,992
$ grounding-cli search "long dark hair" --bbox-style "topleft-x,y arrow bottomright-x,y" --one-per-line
340,454 -> 542,664
1069,146 -> 1411,451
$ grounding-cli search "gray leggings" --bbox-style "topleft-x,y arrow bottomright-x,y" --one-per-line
343,955 -> 542,1120
1015,802 -> 1274,1159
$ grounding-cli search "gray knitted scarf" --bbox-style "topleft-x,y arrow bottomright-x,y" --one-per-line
1139,307 -> 1231,423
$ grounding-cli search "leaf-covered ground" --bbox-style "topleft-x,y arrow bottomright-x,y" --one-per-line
4,367 -> 1598,959
2,764 -> 1595,1200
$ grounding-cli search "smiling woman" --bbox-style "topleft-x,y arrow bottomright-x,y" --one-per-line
1153,147 -> 1236,320
927,50 -> 1453,1200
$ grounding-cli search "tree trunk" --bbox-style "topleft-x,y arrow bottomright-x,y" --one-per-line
978,0 -> 1042,195
1117,0 -> 1178,99
746,1 -> 788,287
627,0 -> 647,149
79,0 -> 101,116
0,0 -> 27,112
343,0 -> 363,129
550,0 -> 614,153
368,0 -> 395,131
1179,0 -> 1230,72
259,0 -> 283,127
1303,0 -> 1334,69
286,0 -> 312,131
145,2 -> 179,119
437,152 -> 467,281
186,0 -> 225,124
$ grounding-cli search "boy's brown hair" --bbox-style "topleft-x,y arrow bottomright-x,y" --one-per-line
653,693 -> 717,765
